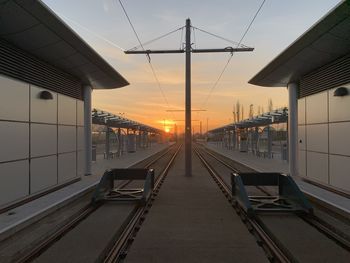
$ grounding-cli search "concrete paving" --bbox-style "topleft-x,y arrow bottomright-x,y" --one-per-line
205,142 -> 350,216
125,148 -> 268,263
0,143 -> 170,242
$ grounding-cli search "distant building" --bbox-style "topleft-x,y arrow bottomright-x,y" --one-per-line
0,1 -> 128,208
250,1 -> 350,194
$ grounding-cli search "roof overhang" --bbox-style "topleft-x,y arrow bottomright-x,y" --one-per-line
0,0 -> 129,89
249,1 -> 350,87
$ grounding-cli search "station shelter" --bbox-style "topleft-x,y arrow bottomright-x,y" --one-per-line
249,1 -> 350,194
0,1 -> 128,209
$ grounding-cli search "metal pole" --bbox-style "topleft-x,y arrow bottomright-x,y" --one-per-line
105,124 -> 110,159
185,18 -> 192,176
287,83 -> 298,176
117,128 -> 121,156
83,85 -> 92,176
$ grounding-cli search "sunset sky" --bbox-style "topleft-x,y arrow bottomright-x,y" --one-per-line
44,0 -> 341,132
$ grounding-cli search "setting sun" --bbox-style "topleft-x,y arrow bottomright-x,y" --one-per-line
165,127 -> 170,133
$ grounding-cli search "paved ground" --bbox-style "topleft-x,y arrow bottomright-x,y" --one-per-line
125,148 -> 268,263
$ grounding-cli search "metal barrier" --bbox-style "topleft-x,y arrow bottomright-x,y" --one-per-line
231,172 -> 313,217
92,168 -> 154,205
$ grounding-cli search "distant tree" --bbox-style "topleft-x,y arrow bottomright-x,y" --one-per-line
268,98 -> 273,112
233,104 -> 236,123
249,104 -> 254,118
236,100 -> 241,122
241,105 -> 244,121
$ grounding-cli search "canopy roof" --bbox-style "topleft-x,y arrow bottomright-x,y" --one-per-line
209,108 -> 288,133
249,1 -> 350,87
0,0 -> 128,89
92,109 -> 163,134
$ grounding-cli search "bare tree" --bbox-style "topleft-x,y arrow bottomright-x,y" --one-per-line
241,104 -> 244,121
233,104 -> 236,123
268,98 -> 273,112
249,104 -> 254,118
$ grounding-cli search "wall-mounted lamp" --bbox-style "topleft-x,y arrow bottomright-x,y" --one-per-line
39,90 -> 53,100
333,87 -> 348,97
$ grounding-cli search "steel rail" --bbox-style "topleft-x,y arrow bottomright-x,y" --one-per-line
194,146 -> 293,263
103,143 -> 182,263
198,145 -> 270,195
17,144 -> 179,263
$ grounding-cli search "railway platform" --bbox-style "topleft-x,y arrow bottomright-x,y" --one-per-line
0,143 -> 171,242
125,147 -> 268,263
205,142 -> 350,217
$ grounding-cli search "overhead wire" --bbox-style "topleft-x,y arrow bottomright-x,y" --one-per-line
117,0 -> 174,118
128,26 -> 185,51
179,27 -> 184,49
192,26 -> 247,48
57,13 -> 125,51
200,0 -> 266,108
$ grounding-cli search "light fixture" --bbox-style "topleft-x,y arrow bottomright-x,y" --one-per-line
333,87 -> 348,97
39,90 -> 53,100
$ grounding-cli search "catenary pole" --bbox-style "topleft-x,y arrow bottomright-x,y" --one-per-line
124,18 -> 254,176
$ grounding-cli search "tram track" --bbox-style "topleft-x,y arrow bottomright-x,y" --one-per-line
16,143 -> 181,263
194,145 -> 293,263
194,144 -> 350,262
103,143 -> 182,262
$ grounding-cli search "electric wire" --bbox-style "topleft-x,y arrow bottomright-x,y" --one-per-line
118,0 -> 173,117
191,26 -> 247,48
179,27 -> 184,49
192,26 -> 197,49
128,26 -> 185,51
200,0 -> 266,108
57,13 -> 125,51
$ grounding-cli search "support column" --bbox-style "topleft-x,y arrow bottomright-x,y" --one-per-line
267,125 -> 272,158
117,128 -> 121,157
254,127 -> 259,154
105,124 -> 110,159
185,18 -> 192,176
287,82 -> 298,176
84,85 -> 92,176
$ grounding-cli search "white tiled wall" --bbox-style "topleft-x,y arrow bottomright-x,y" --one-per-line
77,100 -> 84,126
329,122 -> 350,156
298,125 -> 306,150
31,86 -> 57,124
77,126 -> 84,151
30,156 -> 57,193
306,92 -> 328,124
0,75 -> 29,121
298,150 -> 306,177
306,124 -> 328,153
0,121 -> 29,162
58,125 -> 76,153
307,152 -> 328,184
329,155 -> 350,191
0,160 -> 29,206
298,84 -> 350,193
58,94 -> 76,125
0,74 -> 84,207
58,153 -> 76,183
329,85 -> 350,122
31,124 -> 57,157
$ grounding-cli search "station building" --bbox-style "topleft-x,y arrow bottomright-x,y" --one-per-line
0,1 -> 128,209
250,1 -> 350,194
